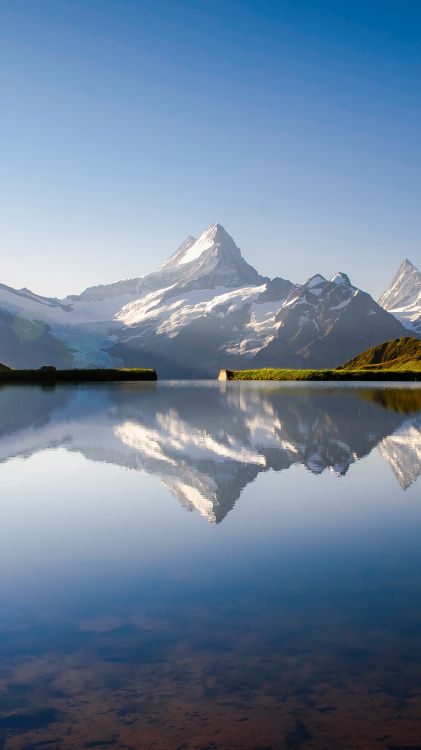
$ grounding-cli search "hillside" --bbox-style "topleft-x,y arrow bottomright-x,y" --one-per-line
0,361 -> 11,371
340,337 -> 421,371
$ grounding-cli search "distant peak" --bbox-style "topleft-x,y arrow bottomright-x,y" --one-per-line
161,223 -> 241,270
378,256 -> 421,311
199,222 -> 232,243
401,258 -> 416,270
160,223 -> 239,270
330,272 -> 351,286
306,274 -> 326,288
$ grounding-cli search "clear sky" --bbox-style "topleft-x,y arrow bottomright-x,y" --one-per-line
0,0 -> 420,298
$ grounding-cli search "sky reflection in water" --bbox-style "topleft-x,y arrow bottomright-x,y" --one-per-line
0,382 -> 420,750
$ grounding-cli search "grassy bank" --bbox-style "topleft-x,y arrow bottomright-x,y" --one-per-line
341,337 -> 421,371
0,368 -> 157,383
219,368 -> 421,382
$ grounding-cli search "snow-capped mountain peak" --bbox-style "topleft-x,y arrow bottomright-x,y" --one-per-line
162,223 -> 241,269
157,222 -> 266,290
306,274 -> 327,288
379,258 -> 421,309
330,272 -> 351,286
378,258 -> 421,334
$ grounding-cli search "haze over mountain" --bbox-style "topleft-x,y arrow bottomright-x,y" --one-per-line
0,223 -> 417,375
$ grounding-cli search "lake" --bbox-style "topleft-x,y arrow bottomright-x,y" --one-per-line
0,381 -> 421,750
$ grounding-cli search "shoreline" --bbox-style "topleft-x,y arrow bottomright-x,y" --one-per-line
218,368 -> 421,382
0,368 -> 157,383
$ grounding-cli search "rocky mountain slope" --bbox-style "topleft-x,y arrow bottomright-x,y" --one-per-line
0,223 -> 414,374
251,272 -> 407,370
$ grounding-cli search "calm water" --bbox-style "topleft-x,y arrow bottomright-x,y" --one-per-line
0,381 -> 421,750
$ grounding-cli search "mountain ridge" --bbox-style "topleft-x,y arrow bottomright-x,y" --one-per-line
0,223 -> 417,374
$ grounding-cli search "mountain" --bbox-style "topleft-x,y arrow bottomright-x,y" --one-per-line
252,272 -> 407,370
159,223 -> 264,287
0,383 -> 419,523
341,336 -> 421,371
67,223 -> 266,305
378,259 -> 421,334
0,223 -> 412,375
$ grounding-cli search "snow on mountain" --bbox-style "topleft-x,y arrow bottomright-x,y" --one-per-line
68,223 -> 265,310
109,262 -> 405,376
116,284 -> 266,336
0,282 -> 72,324
110,279 -> 296,375
330,272 -> 351,286
159,223 -> 265,285
0,223 -> 272,368
378,258 -> 421,334
252,271 -> 407,369
0,222 -> 412,372
160,235 -> 197,269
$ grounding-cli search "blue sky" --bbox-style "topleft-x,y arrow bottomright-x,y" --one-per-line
0,0 -> 420,297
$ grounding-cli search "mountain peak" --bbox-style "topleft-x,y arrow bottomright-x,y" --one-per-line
400,258 -> 416,271
394,258 -> 415,273
305,274 -> 326,288
161,223 -> 237,270
204,222 -> 227,237
158,223 -> 266,289
330,272 -> 351,286
379,258 -> 421,306
378,258 -> 421,334
201,222 -> 238,244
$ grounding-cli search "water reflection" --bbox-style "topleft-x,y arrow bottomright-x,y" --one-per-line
1,382 -> 420,522
1,383 -> 421,750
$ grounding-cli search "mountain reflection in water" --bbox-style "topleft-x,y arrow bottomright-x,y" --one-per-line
1,382 -> 421,750
0,382 -> 420,522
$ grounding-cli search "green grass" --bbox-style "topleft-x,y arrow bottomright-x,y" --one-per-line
0,367 -> 157,383
340,336 -> 421,371
220,336 -> 421,381
222,368 -> 421,381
